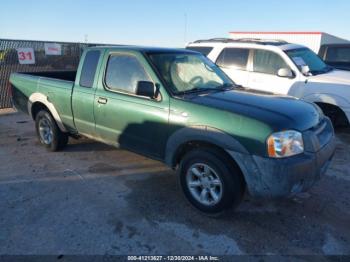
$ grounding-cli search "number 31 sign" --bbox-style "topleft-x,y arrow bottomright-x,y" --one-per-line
17,48 -> 36,64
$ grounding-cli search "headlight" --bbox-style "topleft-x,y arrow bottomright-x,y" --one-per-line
267,130 -> 304,158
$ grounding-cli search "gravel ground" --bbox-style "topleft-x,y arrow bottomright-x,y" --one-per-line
0,110 -> 349,256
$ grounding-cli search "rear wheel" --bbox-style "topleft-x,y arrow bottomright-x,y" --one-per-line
178,148 -> 245,215
35,110 -> 68,151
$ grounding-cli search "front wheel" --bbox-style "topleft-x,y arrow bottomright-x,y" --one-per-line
178,148 -> 245,215
35,110 -> 68,151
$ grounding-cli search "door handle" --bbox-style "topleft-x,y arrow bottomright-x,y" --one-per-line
97,97 -> 108,104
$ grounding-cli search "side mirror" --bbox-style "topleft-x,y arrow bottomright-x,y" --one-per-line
301,65 -> 311,76
135,81 -> 156,98
277,68 -> 294,78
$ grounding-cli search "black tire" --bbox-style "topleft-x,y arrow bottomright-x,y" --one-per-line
178,148 -> 245,215
35,110 -> 69,151
316,103 -> 349,128
325,109 -> 345,128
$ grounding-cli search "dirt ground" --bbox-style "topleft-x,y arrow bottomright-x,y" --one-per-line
0,110 -> 349,256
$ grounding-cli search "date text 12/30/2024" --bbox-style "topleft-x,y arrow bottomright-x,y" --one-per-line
127,256 -> 219,261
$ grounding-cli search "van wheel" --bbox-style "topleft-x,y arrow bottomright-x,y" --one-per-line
35,110 -> 68,151
178,148 -> 245,215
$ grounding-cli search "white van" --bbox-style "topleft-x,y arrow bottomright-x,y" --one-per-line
186,38 -> 350,127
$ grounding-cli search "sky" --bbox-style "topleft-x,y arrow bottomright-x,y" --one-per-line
1,0 -> 350,47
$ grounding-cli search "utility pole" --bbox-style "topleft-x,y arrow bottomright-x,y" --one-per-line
84,34 -> 88,44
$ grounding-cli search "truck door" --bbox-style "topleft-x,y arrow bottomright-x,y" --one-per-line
215,47 -> 250,87
72,49 -> 102,136
93,51 -> 169,158
247,49 -> 294,94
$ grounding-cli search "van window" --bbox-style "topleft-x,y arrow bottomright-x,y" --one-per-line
79,50 -> 100,88
216,48 -> 249,70
253,50 -> 288,75
325,47 -> 350,62
186,46 -> 213,56
105,54 -> 150,94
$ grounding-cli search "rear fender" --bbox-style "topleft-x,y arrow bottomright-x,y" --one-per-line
28,92 -> 67,132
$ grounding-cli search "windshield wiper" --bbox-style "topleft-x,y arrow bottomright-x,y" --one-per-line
310,66 -> 334,75
215,83 -> 236,90
175,87 -> 217,95
325,66 -> 334,72
174,83 -> 237,96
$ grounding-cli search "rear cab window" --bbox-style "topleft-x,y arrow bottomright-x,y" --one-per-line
79,50 -> 101,87
215,48 -> 250,70
185,46 -> 213,56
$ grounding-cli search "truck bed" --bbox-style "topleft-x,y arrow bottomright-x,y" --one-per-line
10,71 -> 76,131
19,70 -> 77,82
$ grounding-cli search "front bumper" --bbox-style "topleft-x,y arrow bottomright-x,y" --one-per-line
228,118 -> 336,198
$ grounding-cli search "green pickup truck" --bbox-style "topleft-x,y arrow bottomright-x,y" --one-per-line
10,46 -> 336,214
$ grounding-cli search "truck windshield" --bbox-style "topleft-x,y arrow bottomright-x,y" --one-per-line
147,52 -> 234,95
285,48 -> 333,75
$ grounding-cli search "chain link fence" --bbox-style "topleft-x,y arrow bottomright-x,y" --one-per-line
0,39 -> 99,109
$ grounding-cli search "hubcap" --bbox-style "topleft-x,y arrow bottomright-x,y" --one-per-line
186,163 -> 223,206
38,118 -> 53,144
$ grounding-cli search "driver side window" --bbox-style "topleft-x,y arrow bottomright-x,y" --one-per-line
253,50 -> 289,75
105,54 -> 151,94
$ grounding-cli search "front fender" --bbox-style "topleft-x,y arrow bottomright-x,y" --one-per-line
164,125 -> 249,167
302,93 -> 350,109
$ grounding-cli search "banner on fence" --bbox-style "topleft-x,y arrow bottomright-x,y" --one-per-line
44,43 -> 62,55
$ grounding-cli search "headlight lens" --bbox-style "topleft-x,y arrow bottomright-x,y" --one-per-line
267,130 -> 304,158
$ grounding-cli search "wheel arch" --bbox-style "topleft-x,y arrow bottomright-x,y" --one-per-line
28,93 -> 67,132
302,93 -> 350,126
303,93 -> 350,107
165,126 -> 249,169
315,102 -> 349,127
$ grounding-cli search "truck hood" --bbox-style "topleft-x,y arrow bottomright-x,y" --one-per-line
189,89 -> 321,131
308,69 -> 350,85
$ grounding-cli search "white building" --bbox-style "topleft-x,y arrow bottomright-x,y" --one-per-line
228,31 -> 350,53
